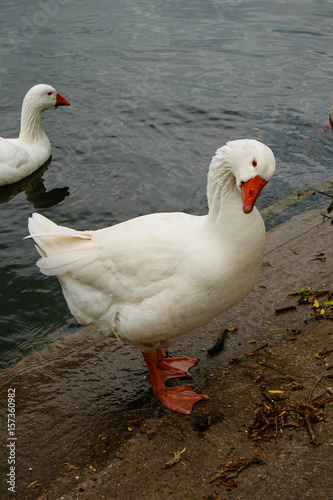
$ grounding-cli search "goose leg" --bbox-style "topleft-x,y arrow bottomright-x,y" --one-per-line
155,348 -> 199,379
142,351 -> 208,414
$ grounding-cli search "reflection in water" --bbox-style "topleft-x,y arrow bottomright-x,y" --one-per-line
0,157 -> 70,209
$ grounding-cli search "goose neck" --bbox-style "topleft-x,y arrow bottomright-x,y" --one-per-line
19,100 -> 48,144
207,158 -> 240,223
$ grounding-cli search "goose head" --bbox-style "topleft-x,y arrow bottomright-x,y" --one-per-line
224,139 -> 276,213
23,84 -> 70,112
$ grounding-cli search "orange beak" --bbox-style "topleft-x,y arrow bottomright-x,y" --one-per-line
56,93 -> 70,107
241,175 -> 268,214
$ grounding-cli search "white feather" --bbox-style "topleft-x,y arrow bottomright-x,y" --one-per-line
28,139 -> 276,352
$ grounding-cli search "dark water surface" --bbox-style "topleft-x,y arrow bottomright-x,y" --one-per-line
0,0 -> 333,367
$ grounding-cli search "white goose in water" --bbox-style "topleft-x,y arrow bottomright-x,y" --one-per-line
27,139 -> 276,414
0,84 -> 70,186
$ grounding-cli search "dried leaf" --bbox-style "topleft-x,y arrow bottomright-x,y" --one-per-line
162,446 -> 186,469
289,286 -> 318,297
61,463 -> 79,470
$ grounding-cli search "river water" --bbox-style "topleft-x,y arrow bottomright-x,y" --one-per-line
0,0 -> 332,368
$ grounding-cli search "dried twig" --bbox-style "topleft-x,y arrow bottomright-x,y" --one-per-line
230,343 -> 268,364
308,375 -> 325,402
305,416 -> 320,445
275,305 -> 297,315
261,392 -> 276,407
209,456 -> 264,486
312,189 -> 333,200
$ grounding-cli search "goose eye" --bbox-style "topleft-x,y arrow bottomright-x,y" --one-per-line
252,159 -> 257,167
47,92 -> 52,96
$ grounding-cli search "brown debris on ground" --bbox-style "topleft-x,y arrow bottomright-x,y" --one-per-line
249,397 -> 332,446
288,287 -> 333,320
1,322 -> 331,500
209,456 -> 265,488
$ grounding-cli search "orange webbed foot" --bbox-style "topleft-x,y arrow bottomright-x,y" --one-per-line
157,384 -> 208,415
156,350 -> 199,379
143,351 -> 208,414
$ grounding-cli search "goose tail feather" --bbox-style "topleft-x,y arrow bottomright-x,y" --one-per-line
27,213 -> 94,276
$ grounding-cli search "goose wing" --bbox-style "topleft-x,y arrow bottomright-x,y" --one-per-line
0,138 -> 30,184
29,212 -> 209,305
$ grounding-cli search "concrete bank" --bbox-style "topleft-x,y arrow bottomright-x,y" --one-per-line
0,200 -> 332,499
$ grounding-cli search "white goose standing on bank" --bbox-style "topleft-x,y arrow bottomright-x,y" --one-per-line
0,84 -> 70,186
27,139 -> 276,414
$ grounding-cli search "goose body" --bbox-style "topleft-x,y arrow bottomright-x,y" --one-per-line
0,84 -> 70,186
28,139 -> 276,413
